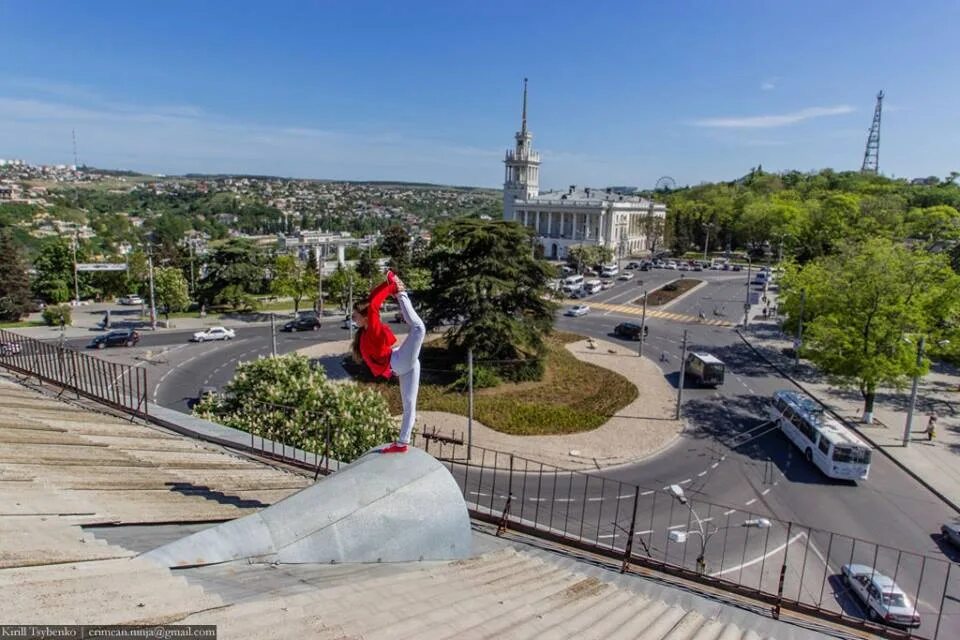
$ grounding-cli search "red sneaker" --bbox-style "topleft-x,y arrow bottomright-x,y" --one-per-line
381,442 -> 408,454
386,270 -> 397,286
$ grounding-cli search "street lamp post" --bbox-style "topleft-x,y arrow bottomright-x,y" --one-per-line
675,330 -> 688,420
638,291 -> 648,359
702,223 -> 716,263
742,255 -> 753,329
668,485 -> 771,574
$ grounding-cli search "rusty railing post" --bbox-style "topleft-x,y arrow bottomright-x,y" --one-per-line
496,454 -> 514,536
621,486 -> 640,573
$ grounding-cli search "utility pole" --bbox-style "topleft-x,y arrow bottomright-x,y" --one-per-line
702,223 -> 714,262
902,336 -> 925,447
795,289 -> 806,367
347,277 -> 354,340
270,313 -> 277,357
638,291 -> 648,358
675,330 -> 688,420
742,256 -> 752,329
147,251 -> 157,331
71,232 -> 80,303
467,349 -> 474,460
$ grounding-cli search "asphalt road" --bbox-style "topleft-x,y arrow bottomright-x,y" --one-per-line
61,268 -> 960,636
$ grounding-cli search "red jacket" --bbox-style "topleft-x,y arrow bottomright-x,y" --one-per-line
359,278 -> 398,378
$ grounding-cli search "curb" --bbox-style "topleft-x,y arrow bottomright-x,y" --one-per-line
735,328 -> 960,515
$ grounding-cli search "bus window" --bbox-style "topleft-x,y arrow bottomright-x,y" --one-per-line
833,446 -> 871,464
818,437 -> 830,455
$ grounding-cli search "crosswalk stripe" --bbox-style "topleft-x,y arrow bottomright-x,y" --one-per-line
585,301 -> 733,327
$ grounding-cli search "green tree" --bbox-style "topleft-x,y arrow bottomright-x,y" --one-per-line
153,267 -> 190,320
32,238 -> 75,303
356,248 -> 380,280
0,230 -> 32,321
198,239 -> 264,310
270,255 -> 318,313
424,219 -> 556,379
380,224 -> 411,275
193,353 -> 394,462
905,205 -> 960,245
779,239 -> 960,423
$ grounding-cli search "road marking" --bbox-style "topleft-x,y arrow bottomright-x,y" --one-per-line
710,532 -> 806,578
469,491 -> 489,497
528,497 -> 547,503
667,524 -> 686,530
597,534 -> 617,540
723,509 -> 736,516
697,471 -> 707,477
679,478 -> 692,485
744,498 -> 757,506
617,493 -> 634,500
636,530 -> 653,536
554,498 -> 575,503
710,462 -> 719,469
641,490 -> 654,496
761,488 -> 771,496
587,497 -> 603,502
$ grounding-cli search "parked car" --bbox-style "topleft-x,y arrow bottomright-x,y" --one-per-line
941,523 -> 960,548
841,564 -> 921,628
342,316 -> 359,330
614,322 -> 644,340
117,295 -> 143,306
601,279 -> 615,290
0,341 -> 22,356
565,304 -> 591,317
639,262 -> 652,271
731,264 -> 743,271
196,386 -> 218,403
89,329 -> 140,349
282,316 -> 322,332
191,326 -> 235,342
618,272 -> 635,281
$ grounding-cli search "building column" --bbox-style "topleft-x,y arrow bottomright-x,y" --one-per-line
535,211 -> 540,235
547,211 -> 553,237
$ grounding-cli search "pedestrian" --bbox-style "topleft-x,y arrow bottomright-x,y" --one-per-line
926,414 -> 938,441
660,350 -> 668,362
643,325 -> 649,339
698,311 -> 706,322
351,271 -> 425,454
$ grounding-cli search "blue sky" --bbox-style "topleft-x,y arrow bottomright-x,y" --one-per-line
1,1 -> 957,188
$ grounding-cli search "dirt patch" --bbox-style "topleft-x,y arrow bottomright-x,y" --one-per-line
637,278 -> 702,306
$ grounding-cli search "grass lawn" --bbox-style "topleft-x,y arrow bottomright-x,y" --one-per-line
350,331 -> 638,436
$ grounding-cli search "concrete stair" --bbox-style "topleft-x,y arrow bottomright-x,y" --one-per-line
178,548 -> 771,640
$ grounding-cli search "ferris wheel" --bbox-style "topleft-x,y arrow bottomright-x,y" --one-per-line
654,176 -> 677,192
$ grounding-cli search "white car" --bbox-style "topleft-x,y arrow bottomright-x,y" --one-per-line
565,304 -> 590,317
118,295 -> 143,306
601,280 -> 615,290
192,326 -> 236,342
841,564 -> 921,628
666,261 -> 678,270
617,272 -> 635,281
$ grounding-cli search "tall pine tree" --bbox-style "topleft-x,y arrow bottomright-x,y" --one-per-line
0,230 -> 32,321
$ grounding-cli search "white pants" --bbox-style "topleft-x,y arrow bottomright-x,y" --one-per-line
389,291 -> 425,444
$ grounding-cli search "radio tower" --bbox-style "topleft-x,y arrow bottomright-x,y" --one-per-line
72,129 -> 80,169
860,90 -> 883,174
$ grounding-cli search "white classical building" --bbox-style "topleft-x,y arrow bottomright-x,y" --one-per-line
502,81 -> 666,260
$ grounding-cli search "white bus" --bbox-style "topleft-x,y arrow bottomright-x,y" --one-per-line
768,390 -> 872,481
583,279 -> 603,295
562,274 -> 584,295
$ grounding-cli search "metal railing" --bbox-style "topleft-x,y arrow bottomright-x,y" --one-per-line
419,436 -> 958,640
0,329 -> 148,417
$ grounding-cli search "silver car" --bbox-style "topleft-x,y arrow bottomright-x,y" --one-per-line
941,522 -> 960,548
841,564 -> 920,627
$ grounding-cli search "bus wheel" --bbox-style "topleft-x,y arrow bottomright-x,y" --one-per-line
805,448 -> 813,463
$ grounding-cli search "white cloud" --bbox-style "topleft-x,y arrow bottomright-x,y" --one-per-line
691,105 -> 855,128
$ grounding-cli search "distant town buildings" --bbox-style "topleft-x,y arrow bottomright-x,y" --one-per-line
502,81 -> 667,259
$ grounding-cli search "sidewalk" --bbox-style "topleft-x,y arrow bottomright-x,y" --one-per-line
296,337 -> 686,471
4,305 -> 336,341
739,305 -> 960,514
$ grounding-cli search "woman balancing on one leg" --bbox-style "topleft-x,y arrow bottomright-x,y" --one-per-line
351,270 -> 426,454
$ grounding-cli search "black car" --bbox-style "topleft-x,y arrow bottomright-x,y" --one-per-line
283,316 -> 322,332
614,322 -> 644,340
89,329 -> 140,349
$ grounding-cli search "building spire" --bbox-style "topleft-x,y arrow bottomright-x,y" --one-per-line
521,78 -> 528,136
